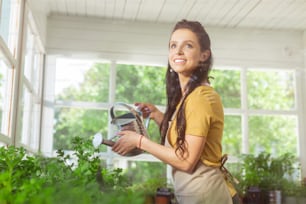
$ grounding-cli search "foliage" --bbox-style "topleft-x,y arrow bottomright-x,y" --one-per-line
0,137 -> 151,204
229,152 -> 298,197
211,68 -> 297,157
282,179 -> 306,198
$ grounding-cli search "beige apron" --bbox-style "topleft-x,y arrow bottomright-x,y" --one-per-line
166,118 -> 232,204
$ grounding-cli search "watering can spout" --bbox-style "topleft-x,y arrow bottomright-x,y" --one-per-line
92,133 -> 115,148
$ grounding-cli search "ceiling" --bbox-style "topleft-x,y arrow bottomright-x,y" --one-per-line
44,0 -> 306,31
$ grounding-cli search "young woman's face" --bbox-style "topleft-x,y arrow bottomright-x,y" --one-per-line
168,28 -> 207,77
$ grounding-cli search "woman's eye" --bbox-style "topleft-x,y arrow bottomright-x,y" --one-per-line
170,43 -> 176,49
186,43 -> 193,48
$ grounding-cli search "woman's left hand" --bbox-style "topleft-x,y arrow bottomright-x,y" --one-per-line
112,131 -> 141,156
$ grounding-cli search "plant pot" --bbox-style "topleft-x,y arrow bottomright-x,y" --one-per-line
283,196 -> 297,204
267,190 -> 282,204
296,197 -> 306,204
246,186 -> 263,204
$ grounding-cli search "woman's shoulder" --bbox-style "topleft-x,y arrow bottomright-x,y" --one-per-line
185,85 -> 224,116
189,85 -> 220,100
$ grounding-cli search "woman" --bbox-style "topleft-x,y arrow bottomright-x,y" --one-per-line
112,19 -> 233,204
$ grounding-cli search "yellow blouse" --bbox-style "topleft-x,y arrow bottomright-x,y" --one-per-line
167,85 -> 224,167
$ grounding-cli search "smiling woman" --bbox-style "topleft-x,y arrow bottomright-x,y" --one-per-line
111,19 -> 236,204
0,0 -> 305,203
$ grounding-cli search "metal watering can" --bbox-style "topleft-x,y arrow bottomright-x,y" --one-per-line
92,102 -> 150,156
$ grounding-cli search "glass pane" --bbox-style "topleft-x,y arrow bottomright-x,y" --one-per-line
29,103 -> 41,150
248,115 -> 297,157
0,0 -> 20,55
53,108 -> 109,150
0,59 -> 12,135
210,69 -> 241,108
247,69 -> 295,110
32,52 -> 42,94
116,64 -> 167,106
55,59 -> 110,102
17,85 -> 41,150
0,0 -> 12,44
16,86 -> 31,145
123,161 -> 167,184
23,24 -> 34,82
222,115 -> 242,156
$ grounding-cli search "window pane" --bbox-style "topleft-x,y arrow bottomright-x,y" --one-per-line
123,161 -> 167,184
16,86 -> 40,150
222,115 -> 242,156
0,0 -> 12,44
30,103 -> 41,150
23,24 -> 34,81
23,24 -> 42,95
116,64 -> 166,106
16,86 -> 30,145
248,115 -> 297,156
32,52 -> 43,94
55,59 -> 110,102
210,69 -> 241,108
0,0 -> 20,54
247,69 -> 295,110
53,108 -> 109,150
0,59 -> 12,135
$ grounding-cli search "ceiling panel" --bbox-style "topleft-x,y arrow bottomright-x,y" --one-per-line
44,0 -> 306,31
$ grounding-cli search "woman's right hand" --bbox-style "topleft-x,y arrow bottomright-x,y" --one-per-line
135,102 -> 164,125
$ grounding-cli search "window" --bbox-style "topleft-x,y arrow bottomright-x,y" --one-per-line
0,58 -> 13,137
53,58 -> 110,150
0,0 -> 21,144
211,67 -> 298,157
16,10 -> 44,151
51,58 -> 167,182
0,0 -> 20,56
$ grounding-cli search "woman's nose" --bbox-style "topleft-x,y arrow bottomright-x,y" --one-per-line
176,46 -> 184,55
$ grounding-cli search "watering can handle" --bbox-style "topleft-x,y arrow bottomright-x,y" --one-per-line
109,102 -> 136,120
109,102 -> 150,137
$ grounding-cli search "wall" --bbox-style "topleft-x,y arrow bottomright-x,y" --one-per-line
27,0 -> 48,46
46,15 -> 304,69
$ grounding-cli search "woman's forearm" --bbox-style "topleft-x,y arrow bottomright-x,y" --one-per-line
152,110 -> 164,127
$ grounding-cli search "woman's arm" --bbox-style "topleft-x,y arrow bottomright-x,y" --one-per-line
135,102 -> 164,127
112,132 -> 206,173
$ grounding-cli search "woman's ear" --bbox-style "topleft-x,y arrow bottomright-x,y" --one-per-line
200,50 -> 211,62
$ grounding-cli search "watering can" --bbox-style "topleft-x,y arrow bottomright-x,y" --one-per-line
92,102 -> 150,156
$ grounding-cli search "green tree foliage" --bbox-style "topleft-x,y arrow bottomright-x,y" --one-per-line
210,69 -> 241,108
247,70 -> 295,110
115,64 -> 166,105
211,68 -> 297,156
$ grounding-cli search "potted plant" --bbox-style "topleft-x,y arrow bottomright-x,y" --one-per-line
233,152 -> 298,204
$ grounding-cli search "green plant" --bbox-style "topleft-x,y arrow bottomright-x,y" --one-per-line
0,137 -> 149,204
231,151 -> 299,202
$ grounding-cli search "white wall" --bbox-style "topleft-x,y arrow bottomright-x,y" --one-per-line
46,15 -> 304,69
27,0 -> 48,46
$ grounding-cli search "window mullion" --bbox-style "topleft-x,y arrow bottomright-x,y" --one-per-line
241,67 -> 249,154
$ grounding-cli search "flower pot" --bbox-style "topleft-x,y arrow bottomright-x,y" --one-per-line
283,196 -> 297,204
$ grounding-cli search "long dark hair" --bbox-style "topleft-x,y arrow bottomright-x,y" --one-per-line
160,19 -> 213,157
